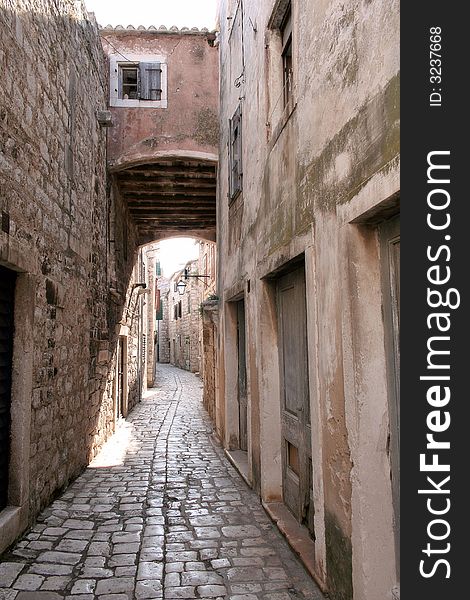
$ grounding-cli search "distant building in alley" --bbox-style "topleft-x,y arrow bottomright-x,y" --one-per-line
167,260 -> 201,373
216,1 -> 400,600
152,240 -> 217,386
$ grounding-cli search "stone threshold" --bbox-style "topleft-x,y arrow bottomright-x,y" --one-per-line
263,501 -> 327,595
224,449 -> 250,487
224,449 -> 326,595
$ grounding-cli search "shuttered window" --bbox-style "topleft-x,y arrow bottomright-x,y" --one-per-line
117,62 -> 162,101
119,65 -> 139,99
281,5 -> 293,106
139,62 -> 162,101
229,104 -> 243,200
156,290 -> 163,321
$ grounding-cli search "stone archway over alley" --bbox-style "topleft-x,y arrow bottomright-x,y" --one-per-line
0,365 -> 323,600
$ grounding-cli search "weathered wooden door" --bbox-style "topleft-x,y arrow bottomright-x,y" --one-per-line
237,299 -> 248,451
277,266 -> 314,535
0,265 -> 16,511
380,215 -> 400,577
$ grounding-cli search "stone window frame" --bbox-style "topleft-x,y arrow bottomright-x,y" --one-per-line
109,53 -> 168,109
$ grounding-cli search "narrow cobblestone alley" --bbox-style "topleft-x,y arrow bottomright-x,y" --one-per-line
0,365 -> 323,600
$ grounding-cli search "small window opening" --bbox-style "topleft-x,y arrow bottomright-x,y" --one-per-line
229,104 -> 243,200
120,66 -> 139,99
287,441 -> 300,476
281,5 -> 293,106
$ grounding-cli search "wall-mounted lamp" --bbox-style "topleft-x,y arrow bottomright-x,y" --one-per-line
176,267 -> 211,296
176,280 -> 187,296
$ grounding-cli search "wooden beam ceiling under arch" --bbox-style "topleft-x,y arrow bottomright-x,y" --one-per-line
115,158 -> 217,244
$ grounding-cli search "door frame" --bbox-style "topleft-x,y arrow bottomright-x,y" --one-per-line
236,298 -> 248,452
0,266 -> 35,554
257,245 -> 327,584
379,215 -> 400,579
276,263 -> 314,535
114,331 -> 129,422
223,293 -> 248,451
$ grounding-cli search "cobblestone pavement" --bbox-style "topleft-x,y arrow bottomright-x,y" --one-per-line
0,364 -> 324,600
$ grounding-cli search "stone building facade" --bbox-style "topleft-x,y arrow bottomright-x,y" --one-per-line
156,275 -> 171,365
101,25 -> 219,246
0,0 -> 137,551
198,241 -> 218,423
0,0 -> 218,552
216,2 -> 400,600
167,260 -> 202,373
103,23 -> 219,409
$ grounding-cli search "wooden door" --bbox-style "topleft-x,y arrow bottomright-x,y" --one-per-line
277,266 -> 314,535
380,215 -> 400,577
0,265 -> 16,511
237,299 -> 248,451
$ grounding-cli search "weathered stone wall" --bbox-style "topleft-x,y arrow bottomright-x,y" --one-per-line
144,244 -> 158,387
156,277 -> 170,364
217,1 -> 400,599
124,250 -> 147,410
201,301 -> 218,423
167,261 -> 202,373
197,241 -> 218,418
0,0 -> 140,549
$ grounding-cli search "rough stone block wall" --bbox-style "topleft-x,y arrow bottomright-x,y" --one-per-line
156,278 -> 170,364
167,262 -> 202,373
0,0 -> 134,523
201,303 -> 218,422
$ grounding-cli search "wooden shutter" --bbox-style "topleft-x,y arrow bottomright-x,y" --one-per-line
229,104 -> 243,199
139,62 -> 162,101
155,290 -> 163,321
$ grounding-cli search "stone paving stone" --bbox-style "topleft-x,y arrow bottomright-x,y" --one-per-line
0,365 -> 324,600
41,576 -> 71,591
28,564 -> 73,576
197,584 -> 227,597
16,594 -> 62,600
95,578 -> 134,595
70,579 -> 96,594
136,562 -> 163,580
0,563 -> 25,588
0,589 -> 19,600
164,587 -> 196,599
12,574 -> 44,591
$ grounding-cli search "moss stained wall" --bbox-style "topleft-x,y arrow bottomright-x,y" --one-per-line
218,0 -> 400,596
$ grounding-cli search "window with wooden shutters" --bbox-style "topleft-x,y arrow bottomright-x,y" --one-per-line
110,54 -> 167,108
139,62 -> 162,101
229,104 -> 243,200
267,0 -> 295,119
119,65 -> 139,99
281,5 -> 293,106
